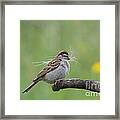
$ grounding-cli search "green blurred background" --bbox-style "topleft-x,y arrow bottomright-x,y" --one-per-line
20,20 -> 100,100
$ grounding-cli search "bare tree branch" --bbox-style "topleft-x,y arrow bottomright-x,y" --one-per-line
52,78 -> 100,93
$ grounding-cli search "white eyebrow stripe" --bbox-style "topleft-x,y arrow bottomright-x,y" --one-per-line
63,54 -> 68,56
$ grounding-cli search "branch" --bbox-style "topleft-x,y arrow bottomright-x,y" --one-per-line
52,78 -> 100,93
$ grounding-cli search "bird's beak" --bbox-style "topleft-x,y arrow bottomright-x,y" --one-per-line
67,56 -> 70,60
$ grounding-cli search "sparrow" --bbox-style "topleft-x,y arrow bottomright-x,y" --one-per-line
22,51 -> 70,93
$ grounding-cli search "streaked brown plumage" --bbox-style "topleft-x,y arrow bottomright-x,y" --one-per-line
22,51 -> 70,93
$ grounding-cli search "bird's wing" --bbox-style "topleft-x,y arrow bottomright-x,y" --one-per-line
35,59 -> 61,80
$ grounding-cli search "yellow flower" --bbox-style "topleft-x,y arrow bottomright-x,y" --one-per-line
92,62 -> 100,73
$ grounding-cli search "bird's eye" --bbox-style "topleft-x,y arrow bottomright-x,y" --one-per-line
63,54 -> 68,57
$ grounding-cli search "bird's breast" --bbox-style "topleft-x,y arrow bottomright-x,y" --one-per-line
44,61 -> 70,83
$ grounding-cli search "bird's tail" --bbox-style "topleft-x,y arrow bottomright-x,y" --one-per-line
22,78 -> 41,94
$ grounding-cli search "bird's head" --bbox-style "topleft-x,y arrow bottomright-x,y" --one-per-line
56,51 -> 70,61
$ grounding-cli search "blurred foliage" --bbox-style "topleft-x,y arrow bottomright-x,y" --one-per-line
20,20 -> 100,100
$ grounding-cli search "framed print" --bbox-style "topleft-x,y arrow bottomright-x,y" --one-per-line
0,0 -> 119,119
